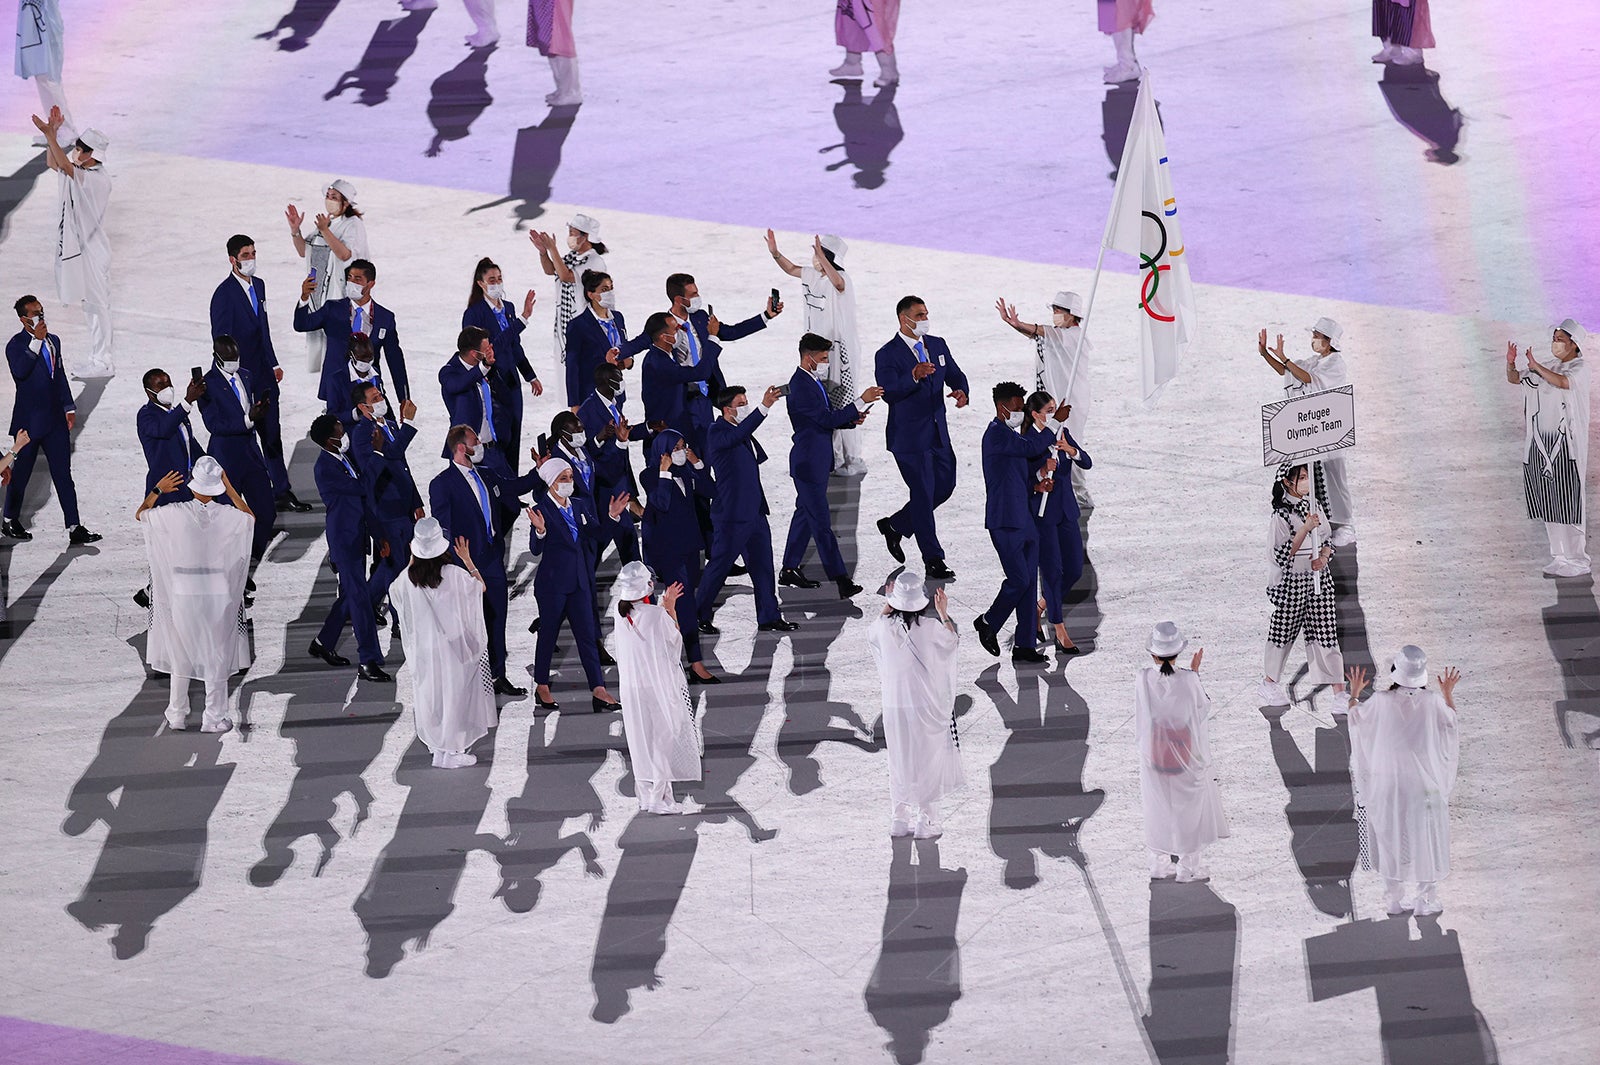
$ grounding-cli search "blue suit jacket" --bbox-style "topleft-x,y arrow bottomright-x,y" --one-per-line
427,460 -> 543,562
641,343 -> 721,436
6,330 -> 74,438
351,416 -> 423,524
1025,422 -> 1093,526
438,356 -> 499,440
296,298 -> 408,406
565,308 -> 630,408
706,407 -> 771,522
313,448 -> 380,554
197,364 -> 267,472
982,418 -> 1056,531
641,431 -> 711,559
136,400 -> 206,494
529,495 -> 610,595
462,300 -> 538,389
786,366 -> 861,482
208,275 -> 278,386
875,333 -> 970,455
577,390 -> 637,498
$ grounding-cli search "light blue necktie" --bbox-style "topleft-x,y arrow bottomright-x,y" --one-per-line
913,340 -> 928,363
41,338 -> 54,378
601,316 -> 620,349
683,322 -> 707,396
559,503 -> 579,540
468,468 -> 493,537
247,283 -> 259,317
352,304 -> 364,333
340,455 -> 358,480
477,376 -> 496,440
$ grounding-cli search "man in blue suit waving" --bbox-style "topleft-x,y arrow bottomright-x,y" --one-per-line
873,295 -> 969,580
294,260 -> 409,414
780,333 -> 882,598
136,367 -> 207,503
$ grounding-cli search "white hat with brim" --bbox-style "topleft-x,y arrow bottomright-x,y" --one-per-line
1556,318 -> 1590,352
1147,621 -> 1188,658
188,455 -> 226,497
885,571 -> 929,612
1050,291 -> 1086,318
328,179 -> 358,206
538,458 -> 571,485
570,213 -> 600,237
1390,644 -> 1429,688
820,234 -> 848,259
613,561 -> 655,602
78,128 -> 109,154
1308,316 -> 1344,348
410,517 -> 450,560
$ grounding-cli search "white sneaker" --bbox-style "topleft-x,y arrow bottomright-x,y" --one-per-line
547,89 -> 583,106
1385,895 -> 1409,916
1544,559 -> 1568,575
1175,863 -> 1209,883
1150,856 -> 1176,880
1257,679 -> 1290,706
1413,893 -> 1443,916
912,820 -> 943,840
1372,43 -> 1398,62
1103,60 -> 1141,84
200,718 -> 234,734
465,30 -> 500,48
1553,560 -> 1593,578
165,711 -> 188,731
890,818 -> 913,838
836,459 -> 868,477
437,752 -> 477,769
1330,526 -> 1357,547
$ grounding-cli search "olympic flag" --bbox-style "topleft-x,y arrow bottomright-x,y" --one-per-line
1101,71 -> 1196,405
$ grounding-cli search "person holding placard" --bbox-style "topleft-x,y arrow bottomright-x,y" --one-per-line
1507,320 -> 1590,577
1260,463 -> 1345,707
1258,318 -> 1357,546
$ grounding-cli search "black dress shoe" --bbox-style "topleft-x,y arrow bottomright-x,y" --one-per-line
729,563 -> 749,577
373,604 -> 388,626
308,640 -> 351,667
358,663 -> 393,682
925,559 -> 956,580
592,695 -> 622,713
68,525 -> 102,545
598,646 -> 615,666
835,577 -> 863,598
877,517 -> 905,563
535,694 -> 560,710
779,567 -> 820,589
0,518 -> 30,541
133,587 -> 151,610
1012,647 -> 1049,665
277,491 -> 313,514
973,616 -> 1000,656
687,669 -> 722,685
698,620 -> 720,636
493,676 -> 528,697
246,577 -> 257,595
758,618 -> 799,632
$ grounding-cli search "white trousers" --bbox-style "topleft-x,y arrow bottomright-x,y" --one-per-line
1264,638 -> 1343,686
1320,456 -> 1354,526
636,778 -> 676,812
1546,522 -> 1589,566
168,674 -> 228,728
832,424 -> 864,468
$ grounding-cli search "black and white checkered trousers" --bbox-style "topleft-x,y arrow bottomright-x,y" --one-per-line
1266,572 -> 1339,649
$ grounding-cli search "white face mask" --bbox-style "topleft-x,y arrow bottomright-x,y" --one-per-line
485,283 -> 506,301
219,358 -> 239,373
27,315 -> 44,329
686,296 -> 704,314
237,258 -> 257,278
810,361 -> 829,380
325,197 -> 343,217
371,400 -> 388,419
597,291 -> 616,310
353,359 -> 374,376
337,434 -> 351,453
1052,311 -> 1069,328
153,386 -> 176,408
568,432 -> 587,449
732,403 -> 756,423
554,480 -> 575,499
469,442 -> 486,463
911,319 -> 931,338
671,449 -> 688,466
1004,410 -> 1025,429
567,233 -> 582,252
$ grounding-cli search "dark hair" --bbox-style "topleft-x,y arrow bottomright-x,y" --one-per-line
444,424 -> 474,456
594,362 -> 623,389
550,411 -> 581,441
457,326 -> 490,354
618,599 -> 637,618
1026,390 -> 1055,414
213,335 -> 240,361
350,380 -> 381,408
308,413 -> 342,447
799,332 -> 834,356
345,258 -> 376,282
466,257 -> 498,308
349,333 -> 374,362
407,552 -> 447,590
1155,655 -> 1177,676
581,269 -> 611,294
993,380 -> 1026,405
888,607 -> 925,629
73,139 -> 93,156
665,273 -> 695,301
226,234 -> 254,258
1272,464 -> 1309,510
895,295 -> 925,317
715,385 -> 747,410
820,247 -> 841,271
644,311 -> 674,341
13,295 -> 38,317
142,368 -> 167,393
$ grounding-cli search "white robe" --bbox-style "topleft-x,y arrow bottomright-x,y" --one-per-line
614,601 -> 702,787
54,163 -> 109,305
1348,686 -> 1458,883
868,614 -> 965,812
802,264 -> 864,465
141,501 -> 253,684
1134,667 -> 1230,854
390,566 -> 496,754
1035,323 -> 1092,443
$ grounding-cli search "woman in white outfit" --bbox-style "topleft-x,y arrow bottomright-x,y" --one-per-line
1136,622 -> 1229,882
532,213 -> 606,384
997,290 -> 1094,505
867,571 -> 965,839
766,230 -> 866,473
287,179 -> 370,372
1507,319 -> 1590,576
1345,647 -> 1461,916
389,518 -> 497,769
1258,317 -> 1356,545
611,561 -> 702,814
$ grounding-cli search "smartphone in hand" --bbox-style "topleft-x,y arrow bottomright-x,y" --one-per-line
768,288 -> 780,315
190,366 -> 203,382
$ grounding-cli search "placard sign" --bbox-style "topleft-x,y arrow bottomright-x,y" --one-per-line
1261,386 -> 1355,466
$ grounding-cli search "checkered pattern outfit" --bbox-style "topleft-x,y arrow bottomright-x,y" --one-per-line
1266,500 -> 1339,651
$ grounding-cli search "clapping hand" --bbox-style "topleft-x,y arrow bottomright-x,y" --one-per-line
285,204 -> 305,232
314,212 -> 333,234
1257,328 -> 1270,356
526,505 -> 546,535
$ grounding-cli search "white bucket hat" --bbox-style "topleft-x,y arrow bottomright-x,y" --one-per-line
410,517 -> 450,560
1050,291 -> 1086,318
78,128 -> 109,154
188,455 -> 226,497
570,213 -> 600,237
1308,316 -> 1344,349
1147,621 -> 1188,658
885,570 -> 929,612
614,561 -> 655,602
1390,645 -> 1428,688
327,179 -> 358,206
820,234 -> 848,260
1555,318 -> 1590,352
